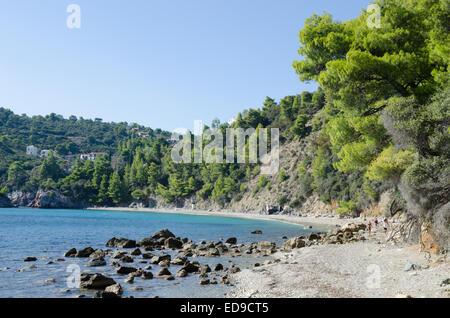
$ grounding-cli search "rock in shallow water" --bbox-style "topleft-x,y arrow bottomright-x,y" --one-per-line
79,273 -> 116,290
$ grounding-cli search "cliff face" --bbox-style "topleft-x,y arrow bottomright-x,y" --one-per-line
27,190 -> 83,209
8,191 -> 35,207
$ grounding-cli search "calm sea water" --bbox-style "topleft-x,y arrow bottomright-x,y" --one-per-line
0,208 -> 314,298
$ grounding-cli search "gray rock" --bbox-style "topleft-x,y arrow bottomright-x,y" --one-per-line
94,291 -> 121,298
106,237 -> 136,248
157,268 -> 172,277
404,262 -> 422,272
105,283 -> 123,296
130,248 -> 142,256
251,230 -> 263,234
141,271 -> 154,280
79,273 -> 116,290
282,237 -> 306,250
115,266 -> 138,275
225,237 -> 237,245
177,269 -> 188,277
151,229 -> 175,240
164,237 -> 183,249
87,258 -> 106,267
24,257 -> 37,262
75,247 -> 95,258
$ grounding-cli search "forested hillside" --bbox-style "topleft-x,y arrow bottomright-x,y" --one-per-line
0,0 -> 448,249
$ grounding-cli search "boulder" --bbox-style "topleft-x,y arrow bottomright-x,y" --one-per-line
87,258 -> 106,267
170,256 -> 187,266
112,250 -> 128,259
181,262 -> 200,273
200,265 -> 211,274
89,249 -> 106,259
282,237 -> 306,250
130,248 -> 141,256
106,237 -> 136,248
94,291 -> 121,298
137,237 -> 157,248
164,237 -> 183,249
105,284 -> 123,296
306,233 -> 322,241
141,271 -> 154,280
64,248 -> 77,257
142,252 -> 156,259
251,230 -> 263,234
150,254 -> 171,264
24,257 -> 37,262
177,269 -> 188,278
75,247 -> 95,258
115,266 -> 138,275
79,273 -> 116,290
157,268 -> 172,277
120,255 -> 134,263
151,229 -> 175,241
214,263 -> 224,271
225,238 -> 237,245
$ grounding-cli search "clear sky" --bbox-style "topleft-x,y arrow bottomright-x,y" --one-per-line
0,0 -> 370,132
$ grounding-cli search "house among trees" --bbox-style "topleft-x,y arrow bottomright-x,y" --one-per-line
138,131 -> 149,138
26,145 -> 38,157
79,152 -> 106,161
40,150 -> 50,158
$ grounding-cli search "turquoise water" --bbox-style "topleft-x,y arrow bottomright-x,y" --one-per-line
0,208 -> 313,298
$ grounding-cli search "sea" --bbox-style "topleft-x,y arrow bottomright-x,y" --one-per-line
0,208 -> 316,298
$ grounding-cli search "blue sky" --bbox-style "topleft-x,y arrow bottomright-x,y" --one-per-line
0,0 -> 370,132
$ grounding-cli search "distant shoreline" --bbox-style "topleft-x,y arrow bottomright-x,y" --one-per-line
87,206 -> 352,231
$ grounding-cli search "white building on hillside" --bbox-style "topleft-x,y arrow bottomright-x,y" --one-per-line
40,150 -> 50,158
26,145 -> 38,157
80,152 -> 106,161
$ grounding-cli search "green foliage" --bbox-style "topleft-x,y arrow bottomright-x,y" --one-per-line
131,189 -> 147,201
277,195 -> 288,206
290,114 -> 309,137
108,171 -> 128,204
278,168 -> 288,183
257,175 -> 268,190
336,200 -> 357,215
365,145 -> 416,182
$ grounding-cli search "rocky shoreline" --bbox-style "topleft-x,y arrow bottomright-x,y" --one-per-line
227,228 -> 450,298
12,222 -> 373,298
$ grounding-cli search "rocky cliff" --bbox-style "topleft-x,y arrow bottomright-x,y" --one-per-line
27,190 -> 83,209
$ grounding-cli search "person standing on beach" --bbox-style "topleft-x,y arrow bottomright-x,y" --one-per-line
383,218 -> 389,234
367,221 -> 372,236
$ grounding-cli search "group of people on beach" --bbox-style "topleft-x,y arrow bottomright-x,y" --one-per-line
366,217 -> 390,235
